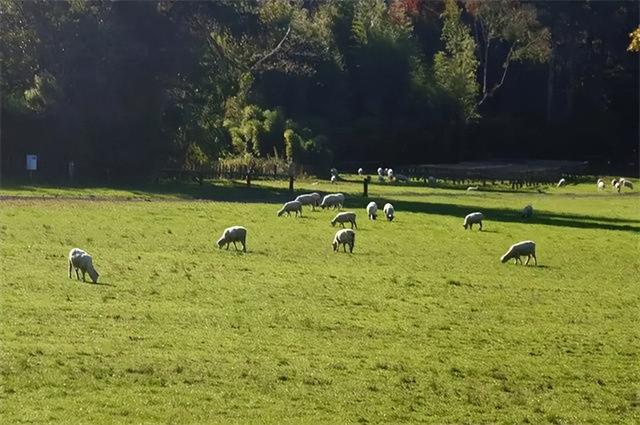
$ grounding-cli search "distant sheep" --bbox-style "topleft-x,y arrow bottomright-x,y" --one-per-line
467,186 -> 479,191
383,203 -> 394,221
330,175 -> 337,184
463,212 -> 484,230
501,240 -> 537,265
321,193 -> 345,210
557,178 -> 567,187
217,226 -> 247,252
522,204 -> 533,218
614,181 -> 621,193
331,212 -> 357,229
377,167 -> 384,176
387,168 -> 394,179
332,229 -> 355,253
330,168 -> 338,177
597,181 -> 605,191
68,248 -> 99,283
597,178 -> 605,185
621,178 -> 634,190
277,200 -> 302,217
358,168 -> 364,175
611,178 -> 619,187
295,193 -> 321,211
366,201 -> 378,220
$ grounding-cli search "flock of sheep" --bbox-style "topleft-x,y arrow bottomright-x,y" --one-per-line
68,174 -> 633,284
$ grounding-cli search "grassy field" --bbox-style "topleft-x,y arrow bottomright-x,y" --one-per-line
1,177 -> 639,424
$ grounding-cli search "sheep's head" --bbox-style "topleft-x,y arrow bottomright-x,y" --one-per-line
332,240 -> 338,251
216,237 -> 225,249
87,267 -> 99,283
330,220 -> 336,227
387,214 -> 394,222
277,209 -> 285,217
500,251 -> 513,263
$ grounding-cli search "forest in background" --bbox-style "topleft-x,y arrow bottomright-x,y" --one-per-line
1,0 -> 638,178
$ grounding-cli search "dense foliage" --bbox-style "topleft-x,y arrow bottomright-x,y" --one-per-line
1,0 -> 637,178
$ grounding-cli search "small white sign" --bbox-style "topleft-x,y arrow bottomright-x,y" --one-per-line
26,154 -> 38,171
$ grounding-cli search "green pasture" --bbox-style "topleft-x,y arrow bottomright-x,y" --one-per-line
0,178 -> 638,424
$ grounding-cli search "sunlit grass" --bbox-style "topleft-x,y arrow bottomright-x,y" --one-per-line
1,179 -> 638,423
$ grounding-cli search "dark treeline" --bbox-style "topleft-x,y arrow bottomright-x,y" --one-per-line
1,0 -> 638,179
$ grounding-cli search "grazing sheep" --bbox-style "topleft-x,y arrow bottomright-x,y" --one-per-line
295,193 -> 321,211
377,167 -> 384,176
387,168 -> 394,179
330,168 -> 338,177
501,240 -> 537,265
366,201 -> 378,220
383,203 -> 394,221
522,204 -> 533,218
467,186 -> 479,191
611,178 -> 619,188
68,248 -> 99,283
330,175 -> 337,184
277,200 -> 302,217
331,212 -> 357,229
332,228 -> 355,253
597,178 -> 605,185
358,168 -> 364,175
463,212 -> 484,230
621,178 -> 634,190
321,193 -> 345,210
597,181 -> 605,191
557,178 -> 567,187
217,226 -> 247,252
614,181 -> 621,193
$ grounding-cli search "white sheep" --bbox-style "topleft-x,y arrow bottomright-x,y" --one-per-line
557,178 -> 567,187
358,168 -> 364,175
321,193 -> 345,210
217,226 -> 247,252
330,168 -> 338,177
522,204 -> 533,218
330,175 -> 337,184
387,168 -> 394,179
68,248 -> 99,283
295,193 -> 321,211
467,186 -> 479,191
621,178 -> 634,190
277,200 -> 302,217
501,240 -> 537,265
597,181 -> 605,191
377,167 -> 384,176
332,228 -> 355,253
331,212 -> 357,229
383,203 -> 394,221
611,178 -> 619,188
463,212 -> 484,230
366,201 -> 378,220
597,178 -> 605,185
614,181 -> 621,193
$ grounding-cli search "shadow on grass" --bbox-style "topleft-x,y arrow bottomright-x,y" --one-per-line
4,179 -> 638,233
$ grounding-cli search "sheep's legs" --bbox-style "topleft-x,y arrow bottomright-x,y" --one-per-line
340,223 -> 345,228
242,242 -> 246,253
69,262 -> 73,279
233,241 -> 238,250
75,268 -> 81,280
532,254 -> 537,265
343,244 -> 347,252
525,255 -> 531,265
81,270 -> 86,282
479,222 -> 483,231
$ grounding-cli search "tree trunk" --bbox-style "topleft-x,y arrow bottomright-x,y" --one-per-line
546,47 -> 554,122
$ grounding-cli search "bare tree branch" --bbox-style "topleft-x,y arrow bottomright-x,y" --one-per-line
250,25 -> 291,71
478,43 -> 514,106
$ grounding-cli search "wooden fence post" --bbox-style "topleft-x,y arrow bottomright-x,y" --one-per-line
363,176 -> 370,197
289,175 -> 294,193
